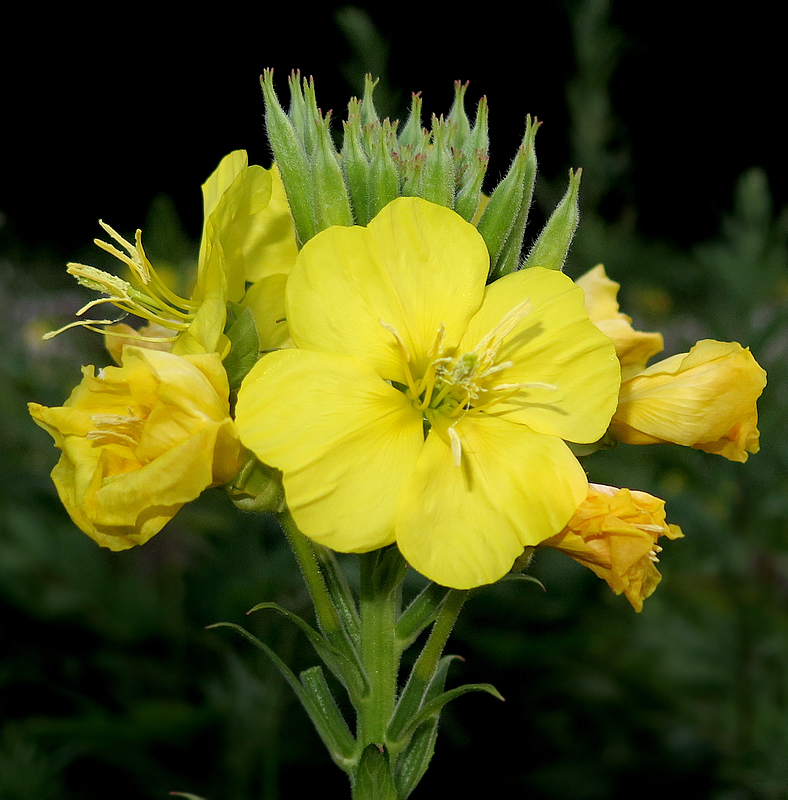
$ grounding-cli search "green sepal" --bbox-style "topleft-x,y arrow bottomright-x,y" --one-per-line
247,601 -> 367,702
523,168 -> 582,271
207,622 -> 356,769
352,744 -> 397,800
300,666 -> 358,764
224,452 -> 285,514
260,70 -> 316,245
222,302 -> 260,392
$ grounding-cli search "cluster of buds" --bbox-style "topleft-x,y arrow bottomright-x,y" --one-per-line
262,71 -> 579,280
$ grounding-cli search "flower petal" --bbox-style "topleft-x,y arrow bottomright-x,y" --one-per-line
396,412 -> 588,588
286,196 -> 489,383
235,349 -> 424,552
611,339 -> 767,461
459,267 -> 620,443
575,265 -> 664,380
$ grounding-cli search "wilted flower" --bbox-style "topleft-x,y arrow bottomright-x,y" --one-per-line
236,197 -> 620,589
50,152 -> 296,358
542,483 -> 683,611
28,347 -> 243,550
610,339 -> 767,462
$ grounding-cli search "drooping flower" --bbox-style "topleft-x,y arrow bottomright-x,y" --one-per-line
541,483 -> 683,612
28,347 -> 243,550
50,152 -> 296,358
235,197 -> 621,589
575,264 -> 664,380
610,339 -> 767,462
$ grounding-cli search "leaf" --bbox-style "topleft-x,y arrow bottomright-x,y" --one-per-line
247,601 -> 367,701
207,622 -> 356,767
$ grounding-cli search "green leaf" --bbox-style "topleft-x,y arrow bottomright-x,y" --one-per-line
247,602 -> 367,702
207,622 -> 356,769
395,582 -> 452,648
397,682 -> 504,744
393,655 -> 459,798
300,666 -> 357,762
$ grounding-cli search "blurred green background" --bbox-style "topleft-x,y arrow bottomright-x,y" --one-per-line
3,2 -> 787,798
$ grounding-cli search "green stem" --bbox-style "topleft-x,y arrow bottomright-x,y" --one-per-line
277,510 -> 345,642
356,551 -> 401,748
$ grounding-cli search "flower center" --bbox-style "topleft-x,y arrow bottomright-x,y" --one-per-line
381,299 -> 556,465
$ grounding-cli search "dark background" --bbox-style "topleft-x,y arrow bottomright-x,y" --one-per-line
3,2 -> 788,799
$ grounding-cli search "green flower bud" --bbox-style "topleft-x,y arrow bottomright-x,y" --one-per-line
226,451 -> 285,514
523,168 -> 582,271
260,70 -> 316,245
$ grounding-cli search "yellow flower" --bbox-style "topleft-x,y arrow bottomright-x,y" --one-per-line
51,152 -> 296,357
575,264 -> 664,380
610,339 -> 767,462
541,483 -> 683,612
235,197 -> 620,589
28,347 -> 243,550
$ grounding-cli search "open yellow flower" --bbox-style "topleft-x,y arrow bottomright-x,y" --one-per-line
52,152 -> 296,358
28,347 -> 243,550
610,339 -> 767,462
236,197 -> 620,589
576,264 -> 664,380
541,483 -> 683,612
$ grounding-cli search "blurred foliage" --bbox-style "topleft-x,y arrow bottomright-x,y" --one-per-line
3,1 -> 787,798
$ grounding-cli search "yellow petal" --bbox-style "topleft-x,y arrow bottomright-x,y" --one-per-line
286,196 -> 489,383
242,273 -> 291,350
396,412 -> 588,589
575,265 -> 664,380
243,164 -> 299,283
459,267 -> 620,443
235,349 -> 424,552
611,339 -> 767,461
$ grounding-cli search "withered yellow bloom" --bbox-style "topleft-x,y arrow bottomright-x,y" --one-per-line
28,347 -> 243,550
610,339 -> 767,462
236,198 -> 620,589
52,152 -> 296,358
575,264 -> 664,380
542,483 -> 683,612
